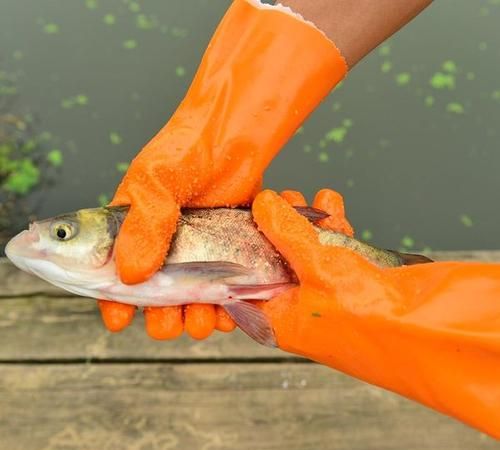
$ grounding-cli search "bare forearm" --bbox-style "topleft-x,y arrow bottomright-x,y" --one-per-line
278,0 -> 433,67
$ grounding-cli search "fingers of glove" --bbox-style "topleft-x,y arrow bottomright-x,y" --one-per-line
184,304 -> 217,340
98,300 -> 136,332
215,306 -> 237,332
253,190 -> 373,285
313,189 -> 354,236
144,306 -> 184,340
280,190 -> 307,207
252,190 -> 326,283
112,187 -> 180,285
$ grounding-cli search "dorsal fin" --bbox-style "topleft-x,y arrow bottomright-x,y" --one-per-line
293,206 -> 329,223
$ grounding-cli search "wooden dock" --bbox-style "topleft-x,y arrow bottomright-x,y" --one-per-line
1,252 -> 499,450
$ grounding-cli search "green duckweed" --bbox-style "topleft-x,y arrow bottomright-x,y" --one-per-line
109,132 -> 122,145
46,149 -> 63,167
460,214 -> 473,227
446,102 -> 464,114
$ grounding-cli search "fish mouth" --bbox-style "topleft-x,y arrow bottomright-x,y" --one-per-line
5,224 -> 42,273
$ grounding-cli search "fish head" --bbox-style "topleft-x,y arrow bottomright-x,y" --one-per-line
5,206 -> 125,283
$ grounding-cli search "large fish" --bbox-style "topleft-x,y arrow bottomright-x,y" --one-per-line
5,206 -> 431,346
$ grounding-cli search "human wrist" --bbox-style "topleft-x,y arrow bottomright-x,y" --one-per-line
277,0 -> 433,67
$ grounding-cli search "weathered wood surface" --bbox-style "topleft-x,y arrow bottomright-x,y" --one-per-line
0,363 -> 497,450
0,296 -> 283,361
1,254 -> 499,449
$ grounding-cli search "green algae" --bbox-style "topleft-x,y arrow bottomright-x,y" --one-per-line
85,0 -> 98,10
46,149 -> 63,167
430,72 -> 455,90
361,230 -> 373,241
4,159 -> 40,195
175,66 -> 186,77
116,162 -> 129,173
97,193 -> 110,206
123,39 -> 137,49
325,121 -> 351,144
381,61 -> 392,74
446,102 -> 464,114
401,236 -> 415,249
109,132 -> 122,145
318,152 -> 329,162
103,14 -> 116,25
442,60 -> 457,73
42,23 -> 59,34
460,214 -> 473,227
75,95 -> 88,105
60,94 -> 89,109
378,44 -> 391,56
136,14 -> 158,30
395,72 -> 411,86
61,95 -> 88,109
129,2 -> 140,12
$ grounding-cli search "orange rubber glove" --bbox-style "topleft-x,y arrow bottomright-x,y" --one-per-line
98,0 -> 347,337
252,189 -> 500,439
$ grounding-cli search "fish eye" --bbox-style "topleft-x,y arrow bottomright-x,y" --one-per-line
51,222 -> 77,242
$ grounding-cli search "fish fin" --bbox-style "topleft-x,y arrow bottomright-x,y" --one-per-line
293,206 -> 329,223
162,261 -> 252,280
227,282 -> 294,299
386,250 -> 434,266
223,300 -> 277,348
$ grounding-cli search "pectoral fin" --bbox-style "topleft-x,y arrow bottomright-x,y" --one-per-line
223,300 -> 277,348
162,261 -> 252,280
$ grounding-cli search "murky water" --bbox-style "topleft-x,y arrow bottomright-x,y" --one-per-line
1,0 -> 499,251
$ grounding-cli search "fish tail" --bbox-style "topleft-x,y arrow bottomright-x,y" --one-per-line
385,249 -> 434,266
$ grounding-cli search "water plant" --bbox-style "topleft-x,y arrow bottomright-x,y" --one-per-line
0,71 -> 62,251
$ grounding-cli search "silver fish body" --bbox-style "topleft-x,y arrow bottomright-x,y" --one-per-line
5,206 -> 431,346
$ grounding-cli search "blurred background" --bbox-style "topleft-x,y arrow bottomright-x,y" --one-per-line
1,0 -> 499,253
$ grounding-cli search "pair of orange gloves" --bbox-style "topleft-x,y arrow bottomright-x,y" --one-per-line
98,0 -> 500,439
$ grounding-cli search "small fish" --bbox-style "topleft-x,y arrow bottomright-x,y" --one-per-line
5,206 -> 431,346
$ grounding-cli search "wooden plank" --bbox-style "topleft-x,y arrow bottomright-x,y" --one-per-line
0,363 -> 496,450
0,296 -> 283,360
2,251 -> 500,298
428,250 -> 500,261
